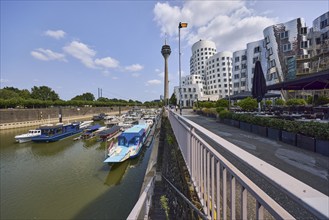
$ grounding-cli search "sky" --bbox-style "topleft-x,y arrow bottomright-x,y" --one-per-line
1,1 -> 328,102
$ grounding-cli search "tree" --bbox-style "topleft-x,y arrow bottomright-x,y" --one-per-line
71,92 -> 95,101
0,89 -> 19,99
237,97 -> 257,111
169,93 -> 177,106
216,99 -> 229,108
31,86 -> 59,101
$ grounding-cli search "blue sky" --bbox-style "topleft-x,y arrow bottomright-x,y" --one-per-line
1,1 -> 328,102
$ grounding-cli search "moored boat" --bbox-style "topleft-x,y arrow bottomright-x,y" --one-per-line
98,125 -> 122,141
104,124 -> 150,163
31,122 -> 82,142
15,129 -> 42,143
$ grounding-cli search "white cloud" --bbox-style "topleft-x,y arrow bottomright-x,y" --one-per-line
31,48 -> 67,62
153,1 -> 277,51
0,78 -> 10,83
132,73 -> 140,77
95,57 -> 119,68
146,79 -> 162,86
63,41 -> 96,68
112,76 -> 119,80
44,30 -> 66,39
125,64 -> 144,72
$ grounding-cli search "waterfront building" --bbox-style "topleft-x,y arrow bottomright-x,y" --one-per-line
263,18 -> 308,85
232,49 -> 247,94
174,12 -> 328,107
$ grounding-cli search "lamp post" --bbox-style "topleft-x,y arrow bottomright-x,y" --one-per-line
178,22 -> 188,115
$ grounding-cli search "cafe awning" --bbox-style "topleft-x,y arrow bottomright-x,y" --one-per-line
267,69 -> 329,90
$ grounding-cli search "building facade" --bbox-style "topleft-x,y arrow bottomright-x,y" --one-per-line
173,12 -> 328,107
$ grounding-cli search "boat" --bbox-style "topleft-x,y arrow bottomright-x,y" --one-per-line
104,124 -> 150,163
80,124 -> 102,140
15,129 -> 42,143
31,122 -> 82,142
79,120 -> 93,129
98,125 -> 122,141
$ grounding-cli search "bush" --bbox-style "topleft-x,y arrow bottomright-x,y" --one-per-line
286,98 -> 307,106
216,107 -> 225,114
218,109 -> 232,119
275,99 -> 285,105
237,97 -> 257,112
216,99 -> 229,108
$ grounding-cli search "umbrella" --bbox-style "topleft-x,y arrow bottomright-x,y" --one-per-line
252,60 -> 267,112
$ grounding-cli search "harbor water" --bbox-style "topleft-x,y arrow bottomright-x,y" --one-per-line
0,126 -> 153,219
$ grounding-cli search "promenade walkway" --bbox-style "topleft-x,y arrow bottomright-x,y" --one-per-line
181,109 -> 329,197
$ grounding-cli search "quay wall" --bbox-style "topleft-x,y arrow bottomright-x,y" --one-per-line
0,106 -> 129,130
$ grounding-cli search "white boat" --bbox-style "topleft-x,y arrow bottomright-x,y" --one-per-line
15,129 -> 42,143
104,124 -> 150,163
79,120 -> 93,129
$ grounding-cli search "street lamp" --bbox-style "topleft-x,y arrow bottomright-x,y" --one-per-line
178,22 -> 188,115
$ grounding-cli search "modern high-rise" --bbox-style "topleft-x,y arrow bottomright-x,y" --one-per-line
173,11 -> 328,107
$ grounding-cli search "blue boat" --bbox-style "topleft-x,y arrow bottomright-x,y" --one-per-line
81,124 -> 102,140
31,122 -> 82,142
104,124 -> 150,163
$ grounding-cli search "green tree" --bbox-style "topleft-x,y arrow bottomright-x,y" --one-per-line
0,89 -> 19,99
71,92 -> 95,101
216,99 -> 229,107
238,97 -> 257,111
31,86 -> 59,101
169,93 -> 177,106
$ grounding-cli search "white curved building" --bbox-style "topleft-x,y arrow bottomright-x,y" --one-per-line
190,40 -> 217,76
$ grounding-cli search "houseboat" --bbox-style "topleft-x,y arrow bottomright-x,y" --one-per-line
15,129 -> 42,143
104,124 -> 150,163
31,122 -> 82,142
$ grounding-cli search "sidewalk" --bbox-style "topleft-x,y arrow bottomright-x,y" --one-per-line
181,109 -> 329,196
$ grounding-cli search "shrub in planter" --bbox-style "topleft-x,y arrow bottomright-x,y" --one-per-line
237,97 -> 257,112
281,120 -> 300,146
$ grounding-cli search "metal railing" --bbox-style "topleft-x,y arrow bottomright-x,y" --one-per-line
127,176 -> 155,220
168,110 -> 329,219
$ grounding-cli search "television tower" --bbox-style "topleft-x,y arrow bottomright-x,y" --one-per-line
161,37 -> 171,106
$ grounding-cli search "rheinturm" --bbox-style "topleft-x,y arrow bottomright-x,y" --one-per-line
161,42 -> 171,105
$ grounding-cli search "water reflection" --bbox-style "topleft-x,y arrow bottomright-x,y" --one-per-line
0,125 -> 154,220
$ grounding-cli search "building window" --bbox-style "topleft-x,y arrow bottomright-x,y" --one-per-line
320,19 -> 328,29
254,46 -> 261,53
301,41 -> 308,48
242,55 -> 247,61
193,88 -> 196,92
280,31 -> 288,39
234,65 -> 240,71
300,27 -> 307,35
235,57 -> 240,62
241,82 -> 246,86
222,62 -> 225,65
283,43 -> 291,52
265,36 -> 270,44
270,59 -> 276,67
222,57 -> 225,60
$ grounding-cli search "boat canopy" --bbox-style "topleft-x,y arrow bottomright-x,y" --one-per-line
118,126 -> 145,146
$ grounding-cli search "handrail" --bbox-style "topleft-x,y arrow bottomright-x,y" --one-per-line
127,176 -> 155,220
168,110 -> 329,219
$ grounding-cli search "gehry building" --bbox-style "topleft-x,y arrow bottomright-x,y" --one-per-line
175,40 -> 233,107
174,11 -> 329,107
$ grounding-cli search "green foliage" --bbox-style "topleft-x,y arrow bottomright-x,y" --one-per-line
286,98 -> 307,106
216,107 -> 225,114
275,99 -> 285,105
169,93 -> 177,106
0,89 -> 20,99
72,92 -> 95,101
160,195 -> 170,219
265,100 -> 272,106
237,97 -> 257,111
216,99 -> 229,108
198,101 -> 216,108
31,86 -> 59,101
218,109 -> 232,119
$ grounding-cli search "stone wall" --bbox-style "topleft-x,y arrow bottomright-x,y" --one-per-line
0,106 -> 128,124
